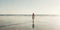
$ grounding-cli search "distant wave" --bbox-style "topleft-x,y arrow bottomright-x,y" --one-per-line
0,14 -> 59,16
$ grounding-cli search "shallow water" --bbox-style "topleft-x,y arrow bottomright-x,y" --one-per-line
0,16 -> 60,30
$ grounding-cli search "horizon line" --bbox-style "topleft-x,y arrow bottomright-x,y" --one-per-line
0,14 -> 59,16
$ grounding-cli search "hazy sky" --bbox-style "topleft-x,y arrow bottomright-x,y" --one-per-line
0,0 -> 60,14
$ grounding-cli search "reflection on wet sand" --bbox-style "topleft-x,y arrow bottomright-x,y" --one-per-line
0,16 -> 60,30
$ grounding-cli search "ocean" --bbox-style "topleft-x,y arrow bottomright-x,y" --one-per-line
0,15 -> 60,30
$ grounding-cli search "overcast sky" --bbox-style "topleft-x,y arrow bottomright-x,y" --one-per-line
0,0 -> 60,14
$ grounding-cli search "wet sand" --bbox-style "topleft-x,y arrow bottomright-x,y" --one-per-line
0,16 -> 60,30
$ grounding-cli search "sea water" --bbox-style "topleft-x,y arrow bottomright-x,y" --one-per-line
0,16 -> 60,30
